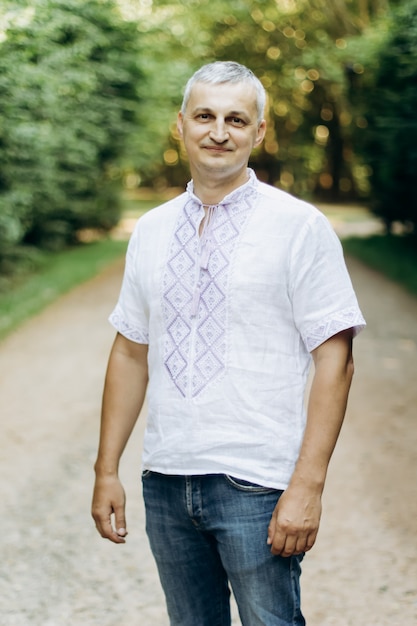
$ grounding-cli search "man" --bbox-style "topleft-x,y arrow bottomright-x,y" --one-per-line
92,61 -> 365,625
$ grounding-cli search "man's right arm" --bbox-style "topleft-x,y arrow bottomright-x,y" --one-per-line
91,332 -> 149,544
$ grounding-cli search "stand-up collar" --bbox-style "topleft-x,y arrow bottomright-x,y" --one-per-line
185,168 -> 259,209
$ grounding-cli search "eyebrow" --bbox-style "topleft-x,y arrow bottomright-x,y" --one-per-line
191,107 -> 250,119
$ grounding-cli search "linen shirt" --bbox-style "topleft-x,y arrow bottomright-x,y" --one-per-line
110,170 -> 365,489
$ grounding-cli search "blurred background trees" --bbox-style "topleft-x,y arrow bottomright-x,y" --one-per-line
0,0 -> 415,278
0,0 -> 143,265
131,0 -> 394,198
348,0 -> 417,233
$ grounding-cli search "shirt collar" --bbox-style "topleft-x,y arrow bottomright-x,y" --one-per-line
185,168 -> 259,209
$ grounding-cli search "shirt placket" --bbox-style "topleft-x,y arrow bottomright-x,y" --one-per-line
186,205 -> 217,399
163,173 -> 258,398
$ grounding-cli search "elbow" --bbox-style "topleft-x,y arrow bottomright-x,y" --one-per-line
342,328 -> 355,383
345,352 -> 355,386
348,354 -> 355,379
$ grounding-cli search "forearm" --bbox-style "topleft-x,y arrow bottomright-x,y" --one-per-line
290,338 -> 354,493
268,329 -> 354,556
94,333 -> 149,477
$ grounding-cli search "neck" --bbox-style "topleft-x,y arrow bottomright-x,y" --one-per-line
191,169 -> 250,205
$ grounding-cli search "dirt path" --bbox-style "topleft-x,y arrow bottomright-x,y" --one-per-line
1,251 -> 417,625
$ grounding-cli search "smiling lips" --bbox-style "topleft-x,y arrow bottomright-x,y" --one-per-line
202,144 -> 232,152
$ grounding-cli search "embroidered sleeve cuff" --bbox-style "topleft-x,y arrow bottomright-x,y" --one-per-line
109,310 -> 149,344
304,307 -> 366,352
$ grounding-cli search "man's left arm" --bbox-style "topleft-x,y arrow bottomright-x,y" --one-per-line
267,328 -> 354,557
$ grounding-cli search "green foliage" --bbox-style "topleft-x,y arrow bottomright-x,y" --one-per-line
343,234 -> 417,296
0,238 -> 127,340
0,0 -> 144,260
1,0 -> 406,283
348,0 -> 417,233
128,0 -> 391,200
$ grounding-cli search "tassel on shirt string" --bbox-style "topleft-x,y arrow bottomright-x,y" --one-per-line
191,205 -> 217,317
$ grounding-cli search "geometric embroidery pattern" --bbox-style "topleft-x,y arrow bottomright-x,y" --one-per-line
304,306 -> 365,352
162,178 -> 258,398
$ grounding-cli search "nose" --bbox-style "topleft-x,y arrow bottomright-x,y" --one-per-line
209,118 -> 229,143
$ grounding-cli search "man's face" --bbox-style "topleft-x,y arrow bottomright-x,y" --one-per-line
177,81 -> 266,184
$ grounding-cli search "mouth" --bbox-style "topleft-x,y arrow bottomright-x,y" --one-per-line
202,145 -> 231,153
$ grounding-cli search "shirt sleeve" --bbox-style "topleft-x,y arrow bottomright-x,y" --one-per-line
108,223 -> 149,344
289,210 -> 366,352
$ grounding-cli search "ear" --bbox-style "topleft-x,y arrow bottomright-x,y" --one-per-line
254,119 -> 266,147
177,111 -> 184,138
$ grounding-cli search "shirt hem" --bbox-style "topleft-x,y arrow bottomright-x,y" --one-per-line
109,310 -> 149,344
304,307 -> 366,352
141,464 -> 291,491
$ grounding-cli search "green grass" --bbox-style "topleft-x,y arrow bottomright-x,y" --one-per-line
343,234 -> 417,296
0,238 -> 128,340
0,195 -> 161,342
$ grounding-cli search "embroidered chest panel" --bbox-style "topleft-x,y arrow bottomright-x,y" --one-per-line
162,189 -> 257,397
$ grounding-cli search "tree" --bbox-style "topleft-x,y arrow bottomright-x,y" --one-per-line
348,0 -> 417,233
0,0 -> 144,259
128,0 -> 392,200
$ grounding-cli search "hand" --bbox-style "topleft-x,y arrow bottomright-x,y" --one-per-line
267,486 -> 321,557
92,474 -> 128,544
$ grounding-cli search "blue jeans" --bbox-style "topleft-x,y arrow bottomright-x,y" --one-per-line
142,472 -> 305,626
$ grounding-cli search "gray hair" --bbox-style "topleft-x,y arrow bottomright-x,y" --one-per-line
181,61 -> 266,124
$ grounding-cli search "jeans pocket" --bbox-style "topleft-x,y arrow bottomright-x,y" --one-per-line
141,469 -> 153,480
224,474 -> 279,494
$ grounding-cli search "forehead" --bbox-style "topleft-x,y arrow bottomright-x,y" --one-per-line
186,81 -> 258,116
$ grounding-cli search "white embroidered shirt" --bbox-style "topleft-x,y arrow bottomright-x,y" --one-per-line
109,170 -> 365,489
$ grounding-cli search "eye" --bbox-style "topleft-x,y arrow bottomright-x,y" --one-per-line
196,113 -> 212,121
228,117 -> 246,127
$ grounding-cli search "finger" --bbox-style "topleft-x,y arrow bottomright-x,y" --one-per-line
267,515 -> 277,546
267,519 -> 285,553
277,534 -> 298,557
295,536 -> 308,554
104,518 -> 127,544
269,528 -> 288,555
93,509 -> 126,544
113,506 -> 128,539
278,532 -> 316,557
303,531 -> 317,553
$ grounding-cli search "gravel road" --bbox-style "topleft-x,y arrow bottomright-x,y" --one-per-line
1,240 -> 416,625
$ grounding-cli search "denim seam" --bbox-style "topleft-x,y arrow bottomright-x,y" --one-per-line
290,556 -> 302,626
